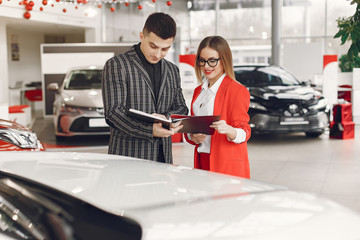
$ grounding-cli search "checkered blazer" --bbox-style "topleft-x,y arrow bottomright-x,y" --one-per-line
102,47 -> 188,163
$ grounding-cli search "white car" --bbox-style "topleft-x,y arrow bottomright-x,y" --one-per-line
47,65 -> 109,138
0,151 -> 360,240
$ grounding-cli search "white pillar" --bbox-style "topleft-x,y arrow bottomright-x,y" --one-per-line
215,0 -> 219,35
271,0 -> 282,66
322,61 -> 338,107
0,22 -> 9,120
85,11 -> 102,43
304,5 -> 311,43
352,68 -> 360,124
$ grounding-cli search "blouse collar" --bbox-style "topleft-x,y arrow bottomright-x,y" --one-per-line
201,73 -> 226,94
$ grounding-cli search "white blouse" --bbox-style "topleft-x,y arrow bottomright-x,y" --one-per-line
191,73 -> 246,153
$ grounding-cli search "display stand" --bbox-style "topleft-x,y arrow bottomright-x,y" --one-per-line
8,105 -> 31,127
330,103 -> 355,139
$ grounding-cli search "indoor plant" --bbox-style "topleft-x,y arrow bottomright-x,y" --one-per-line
334,0 -> 360,59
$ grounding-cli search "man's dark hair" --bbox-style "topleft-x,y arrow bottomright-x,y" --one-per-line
143,12 -> 176,39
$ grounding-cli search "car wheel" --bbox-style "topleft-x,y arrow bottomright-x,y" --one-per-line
305,132 -> 322,138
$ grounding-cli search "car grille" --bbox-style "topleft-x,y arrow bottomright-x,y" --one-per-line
256,97 -> 319,117
69,117 -> 110,132
260,98 -> 316,111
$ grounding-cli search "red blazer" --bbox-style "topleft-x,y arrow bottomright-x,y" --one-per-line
185,75 -> 251,178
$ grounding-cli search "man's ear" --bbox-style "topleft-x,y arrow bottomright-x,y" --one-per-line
139,32 -> 144,40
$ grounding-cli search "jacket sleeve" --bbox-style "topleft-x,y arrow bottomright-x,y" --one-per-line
102,56 -> 154,142
229,84 -> 251,142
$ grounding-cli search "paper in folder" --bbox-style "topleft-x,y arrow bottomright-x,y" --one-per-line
127,108 -> 220,135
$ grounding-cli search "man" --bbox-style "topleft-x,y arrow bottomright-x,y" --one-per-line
102,12 -> 188,163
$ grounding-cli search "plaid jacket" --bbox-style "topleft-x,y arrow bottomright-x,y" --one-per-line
102,47 -> 188,163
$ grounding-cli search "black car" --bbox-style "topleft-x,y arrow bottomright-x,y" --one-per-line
234,65 -> 330,137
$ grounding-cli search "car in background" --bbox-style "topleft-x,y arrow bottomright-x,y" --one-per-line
0,151 -> 360,240
47,65 -> 109,138
0,118 -> 45,151
234,65 -> 330,137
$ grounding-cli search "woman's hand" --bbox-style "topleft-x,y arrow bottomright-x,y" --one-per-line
210,120 -> 237,140
190,133 -> 206,144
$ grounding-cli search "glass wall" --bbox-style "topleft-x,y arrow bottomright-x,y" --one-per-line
187,0 -> 357,65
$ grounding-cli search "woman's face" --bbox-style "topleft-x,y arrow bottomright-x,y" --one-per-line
199,47 -> 224,84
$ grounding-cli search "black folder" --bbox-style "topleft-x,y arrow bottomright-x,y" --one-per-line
127,109 -> 220,135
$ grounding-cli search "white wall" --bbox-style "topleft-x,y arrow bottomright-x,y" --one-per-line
0,22 -> 9,119
283,42 -> 323,82
7,30 -> 43,87
6,29 -> 85,88
0,0 -> 101,117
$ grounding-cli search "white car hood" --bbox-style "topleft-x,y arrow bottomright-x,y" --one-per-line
61,89 -> 103,108
1,152 -> 360,240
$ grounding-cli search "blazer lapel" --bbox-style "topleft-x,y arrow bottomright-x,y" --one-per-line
191,86 -> 202,115
214,76 -> 231,116
129,51 -> 156,102
157,60 -> 168,106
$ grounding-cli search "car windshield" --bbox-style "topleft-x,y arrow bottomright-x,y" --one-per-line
64,70 -> 102,90
234,66 -> 301,87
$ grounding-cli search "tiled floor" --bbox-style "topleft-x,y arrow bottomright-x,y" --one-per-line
34,117 -> 360,213
173,128 -> 360,213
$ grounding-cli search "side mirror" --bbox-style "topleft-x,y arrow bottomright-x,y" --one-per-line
47,83 -> 59,91
301,81 -> 310,86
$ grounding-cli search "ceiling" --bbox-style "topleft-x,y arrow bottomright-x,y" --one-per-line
2,16 -> 85,35
3,0 -> 311,36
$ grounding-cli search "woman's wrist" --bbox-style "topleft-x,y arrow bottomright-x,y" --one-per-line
226,126 -> 237,140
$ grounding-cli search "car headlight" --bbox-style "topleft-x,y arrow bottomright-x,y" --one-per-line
60,104 -> 81,114
309,98 -> 329,110
0,129 -> 39,149
249,101 -> 267,111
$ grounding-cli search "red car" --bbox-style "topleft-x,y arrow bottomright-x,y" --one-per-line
0,118 -> 45,151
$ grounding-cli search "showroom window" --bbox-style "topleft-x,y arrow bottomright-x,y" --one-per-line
187,0 -> 357,64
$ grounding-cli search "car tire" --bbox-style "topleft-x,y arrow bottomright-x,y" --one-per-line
305,132 -> 322,138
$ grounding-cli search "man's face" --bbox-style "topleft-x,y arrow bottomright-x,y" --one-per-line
140,32 -> 174,64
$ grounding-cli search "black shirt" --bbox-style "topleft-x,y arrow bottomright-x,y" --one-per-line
134,43 -> 162,101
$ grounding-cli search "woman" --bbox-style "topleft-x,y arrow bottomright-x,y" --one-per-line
185,36 -> 251,178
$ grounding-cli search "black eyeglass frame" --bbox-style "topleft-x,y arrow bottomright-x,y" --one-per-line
196,58 -> 221,67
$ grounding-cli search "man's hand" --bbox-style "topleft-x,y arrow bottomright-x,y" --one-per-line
171,124 -> 184,133
190,133 -> 206,144
151,113 -> 184,137
153,122 -> 175,137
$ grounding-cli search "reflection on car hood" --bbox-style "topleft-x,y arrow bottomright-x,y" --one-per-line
0,152 -> 279,210
1,152 -> 360,240
250,86 -> 317,101
61,89 -> 103,108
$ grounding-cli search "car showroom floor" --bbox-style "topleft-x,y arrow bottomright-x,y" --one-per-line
33,116 -> 360,213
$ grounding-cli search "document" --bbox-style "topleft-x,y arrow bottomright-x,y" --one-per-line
174,115 -> 221,135
127,108 -> 220,135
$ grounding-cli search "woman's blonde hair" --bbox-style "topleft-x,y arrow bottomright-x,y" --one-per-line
195,36 -> 235,84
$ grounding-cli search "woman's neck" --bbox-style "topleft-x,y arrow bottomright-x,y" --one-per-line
208,74 -> 224,88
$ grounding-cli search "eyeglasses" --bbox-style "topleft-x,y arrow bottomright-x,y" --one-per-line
197,58 -> 221,67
